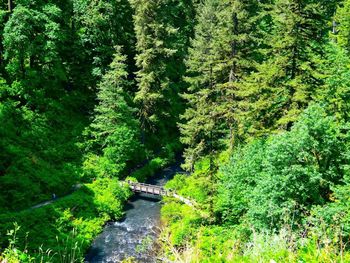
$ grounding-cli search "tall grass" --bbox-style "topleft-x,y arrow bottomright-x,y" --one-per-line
0,224 -> 84,263
159,225 -> 350,263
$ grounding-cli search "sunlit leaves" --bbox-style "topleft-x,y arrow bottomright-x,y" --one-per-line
217,105 -> 350,229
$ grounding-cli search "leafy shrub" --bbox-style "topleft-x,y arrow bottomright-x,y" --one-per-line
0,178 -> 131,261
88,178 -> 131,219
215,140 -> 266,224
161,201 -> 201,246
130,157 -> 167,182
0,95 -> 84,211
217,104 -> 350,229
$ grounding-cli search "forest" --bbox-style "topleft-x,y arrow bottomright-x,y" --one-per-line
1,0 -> 350,262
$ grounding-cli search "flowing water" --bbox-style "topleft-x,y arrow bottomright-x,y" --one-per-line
85,163 -> 183,263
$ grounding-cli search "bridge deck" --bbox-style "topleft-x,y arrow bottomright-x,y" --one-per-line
126,181 -> 194,206
127,181 -> 170,196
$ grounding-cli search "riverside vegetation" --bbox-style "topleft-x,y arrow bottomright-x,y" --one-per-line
1,0 -> 350,262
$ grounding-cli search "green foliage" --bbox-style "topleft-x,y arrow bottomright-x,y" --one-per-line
166,157 -> 215,205
236,0 -> 338,136
335,0 -> 350,52
129,157 -> 167,182
0,178 -> 131,261
3,0 -> 350,262
130,0 -> 195,146
4,4 -> 66,105
180,0 -> 269,170
161,103 -> 350,261
0,223 -> 35,263
217,104 -> 349,229
317,42 -> 350,122
0,93 -> 84,210
308,181 -> 350,245
88,178 -> 132,219
83,47 -> 143,179
180,0 -> 230,171
161,201 -> 201,246
160,222 -> 350,262
72,0 -> 136,80
215,140 -> 266,224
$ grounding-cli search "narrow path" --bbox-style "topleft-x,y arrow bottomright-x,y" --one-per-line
30,199 -> 57,209
18,184 -> 83,212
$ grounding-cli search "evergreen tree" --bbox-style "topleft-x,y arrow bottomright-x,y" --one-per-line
180,0 -> 265,170
236,0 -> 339,136
180,0 -> 228,171
84,47 -> 142,178
321,45 -> 350,122
335,0 -> 350,52
130,0 -> 195,147
73,0 -> 136,83
317,1 -> 350,122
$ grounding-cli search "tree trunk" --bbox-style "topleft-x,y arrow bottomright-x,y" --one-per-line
332,20 -> 337,35
20,54 -> 25,79
228,12 -> 239,147
229,124 -> 234,151
229,12 -> 238,82
141,128 -> 146,145
8,0 -> 13,13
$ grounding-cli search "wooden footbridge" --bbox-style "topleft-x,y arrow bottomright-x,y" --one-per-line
126,181 -> 194,206
127,181 -> 171,196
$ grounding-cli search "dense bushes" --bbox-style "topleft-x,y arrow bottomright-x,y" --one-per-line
3,0 -> 350,261
129,157 -> 167,182
216,104 -> 350,229
82,48 -> 144,180
161,104 -> 350,261
0,93 -> 85,211
0,178 -> 131,261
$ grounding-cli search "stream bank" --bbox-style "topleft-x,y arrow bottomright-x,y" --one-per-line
85,162 -> 183,263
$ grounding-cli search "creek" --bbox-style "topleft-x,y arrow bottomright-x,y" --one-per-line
85,162 -> 183,263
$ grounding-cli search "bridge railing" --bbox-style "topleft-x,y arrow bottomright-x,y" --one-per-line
126,181 -> 162,188
126,180 -> 173,196
125,180 -> 194,206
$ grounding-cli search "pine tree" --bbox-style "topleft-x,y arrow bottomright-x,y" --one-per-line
180,0 -> 228,171
85,46 -> 142,178
318,43 -> 350,122
317,0 -> 350,122
219,0 -> 269,147
335,0 -> 350,52
180,0 -> 265,170
236,0 -> 338,136
130,0 -> 195,147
